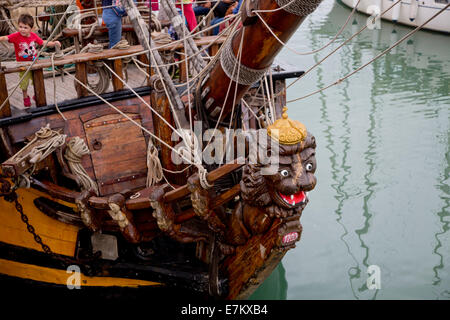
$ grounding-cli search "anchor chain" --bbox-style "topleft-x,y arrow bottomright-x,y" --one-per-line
0,174 -> 101,274
12,192 -> 53,254
0,175 -> 53,254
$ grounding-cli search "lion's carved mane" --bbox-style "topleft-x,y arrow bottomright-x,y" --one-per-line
240,164 -> 272,207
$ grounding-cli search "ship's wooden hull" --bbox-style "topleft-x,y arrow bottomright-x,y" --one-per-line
0,185 -> 293,299
0,81 -> 305,299
0,0 -> 322,299
0,188 -> 285,299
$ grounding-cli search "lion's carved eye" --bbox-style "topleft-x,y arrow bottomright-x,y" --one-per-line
305,163 -> 314,172
280,169 -> 289,177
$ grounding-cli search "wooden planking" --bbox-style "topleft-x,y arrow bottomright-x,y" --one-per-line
84,113 -> 148,196
2,36 -> 227,74
3,46 -> 145,74
7,116 -> 66,144
137,53 -> 150,86
62,24 -> 136,38
32,179 -> 81,203
163,160 -> 244,203
79,104 -> 140,123
5,96 -> 154,185
0,258 -> 161,287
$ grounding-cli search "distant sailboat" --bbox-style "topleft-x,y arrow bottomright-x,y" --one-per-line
341,0 -> 450,33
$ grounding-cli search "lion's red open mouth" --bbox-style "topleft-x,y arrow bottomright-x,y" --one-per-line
278,190 -> 306,206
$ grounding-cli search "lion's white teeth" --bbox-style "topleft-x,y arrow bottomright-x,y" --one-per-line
291,195 -> 294,200
293,201 -> 295,205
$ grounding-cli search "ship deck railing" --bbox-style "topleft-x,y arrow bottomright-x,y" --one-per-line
0,35 -> 227,118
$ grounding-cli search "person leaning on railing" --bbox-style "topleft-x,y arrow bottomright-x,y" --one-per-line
102,0 -> 137,48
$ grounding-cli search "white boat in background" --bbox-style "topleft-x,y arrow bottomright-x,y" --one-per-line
341,0 -> 450,33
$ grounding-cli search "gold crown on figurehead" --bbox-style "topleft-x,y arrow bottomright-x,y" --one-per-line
267,107 -> 307,145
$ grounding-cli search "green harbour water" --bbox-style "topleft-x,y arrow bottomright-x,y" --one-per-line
250,0 -> 450,300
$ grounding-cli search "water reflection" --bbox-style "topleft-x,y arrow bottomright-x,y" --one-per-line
354,59 -> 379,299
432,133 -> 450,299
274,0 -> 450,299
313,10 -> 381,299
345,5 -> 450,299
316,37 -> 363,299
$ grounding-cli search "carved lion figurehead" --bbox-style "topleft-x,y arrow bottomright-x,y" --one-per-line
226,108 -> 317,246
241,107 -> 317,218
240,133 -> 317,219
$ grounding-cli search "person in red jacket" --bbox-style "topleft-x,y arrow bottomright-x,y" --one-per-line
0,14 -> 61,108
176,0 -> 197,32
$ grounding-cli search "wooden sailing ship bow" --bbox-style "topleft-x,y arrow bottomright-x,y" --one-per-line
0,0 -> 322,299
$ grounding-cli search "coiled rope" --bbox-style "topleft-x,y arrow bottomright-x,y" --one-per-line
10,124 -> 66,166
64,136 -> 99,195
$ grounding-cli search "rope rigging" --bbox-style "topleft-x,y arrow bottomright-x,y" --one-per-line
1,0 -> 448,194
287,2 -> 450,103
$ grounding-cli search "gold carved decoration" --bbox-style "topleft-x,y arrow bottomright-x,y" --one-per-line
267,107 -> 307,145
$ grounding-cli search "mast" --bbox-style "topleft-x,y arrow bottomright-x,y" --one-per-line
197,0 -> 323,124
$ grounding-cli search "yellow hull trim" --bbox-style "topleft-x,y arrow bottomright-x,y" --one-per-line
0,188 -> 79,256
0,258 -> 162,288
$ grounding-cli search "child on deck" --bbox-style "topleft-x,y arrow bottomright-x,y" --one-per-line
0,14 -> 61,108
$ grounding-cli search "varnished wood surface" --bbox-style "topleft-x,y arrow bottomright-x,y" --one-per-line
202,0 -> 306,123
163,159 -> 245,203
1,46 -> 146,74
112,59 -> 124,91
6,92 -> 153,189
75,62 -> 88,98
84,112 -> 148,196
62,25 -> 137,38
223,218 -> 284,299
32,69 -> 47,107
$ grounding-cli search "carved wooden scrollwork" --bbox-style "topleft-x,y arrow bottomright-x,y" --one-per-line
149,184 -> 208,243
